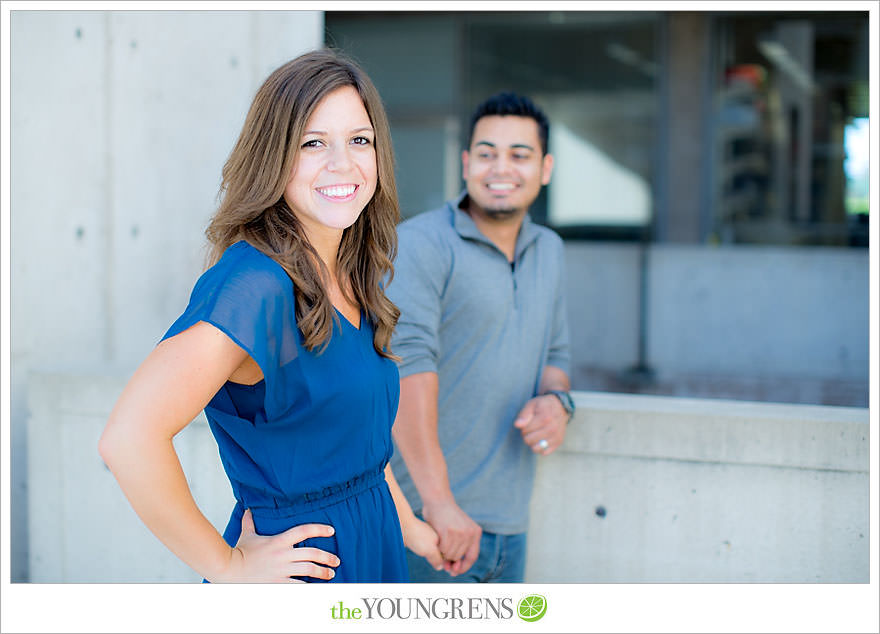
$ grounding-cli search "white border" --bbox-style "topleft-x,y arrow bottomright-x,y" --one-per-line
1,2 -> 877,633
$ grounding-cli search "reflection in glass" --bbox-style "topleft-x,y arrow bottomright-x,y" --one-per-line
712,13 -> 868,246
844,117 -> 869,217
463,12 -> 659,235
548,122 -> 650,226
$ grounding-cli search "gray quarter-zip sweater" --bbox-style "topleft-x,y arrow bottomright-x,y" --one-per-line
388,192 -> 571,534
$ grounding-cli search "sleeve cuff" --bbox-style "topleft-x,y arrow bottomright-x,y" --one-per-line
545,357 -> 571,377
396,355 -> 438,379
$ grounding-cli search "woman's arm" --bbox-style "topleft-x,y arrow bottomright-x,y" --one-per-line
391,372 -> 481,575
99,322 -> 337,582
384,463 -> 444,571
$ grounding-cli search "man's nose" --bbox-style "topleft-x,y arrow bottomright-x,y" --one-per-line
489,153 -> 515,174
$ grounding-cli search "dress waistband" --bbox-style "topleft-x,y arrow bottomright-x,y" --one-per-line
236,467 -> 386,519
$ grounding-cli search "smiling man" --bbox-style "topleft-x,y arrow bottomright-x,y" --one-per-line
387,93 -> 574,583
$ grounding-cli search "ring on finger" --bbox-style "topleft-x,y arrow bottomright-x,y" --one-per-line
537,439 -> 549,451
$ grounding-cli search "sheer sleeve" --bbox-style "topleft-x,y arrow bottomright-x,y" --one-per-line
160,241 -> 300,419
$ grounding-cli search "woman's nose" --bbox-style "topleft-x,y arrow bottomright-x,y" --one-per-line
327,144 -> 353,172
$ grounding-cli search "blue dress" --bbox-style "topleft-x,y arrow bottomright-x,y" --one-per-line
161,241 -> 408,582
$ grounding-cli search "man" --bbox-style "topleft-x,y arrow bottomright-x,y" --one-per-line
387,93 -> 574,582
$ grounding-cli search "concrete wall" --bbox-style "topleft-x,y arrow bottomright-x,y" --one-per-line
564,242 -> 869,406
27,373 -> 231,582
526,391 -> 870,583
9,9 -> 323,582
27,372 -> 868,582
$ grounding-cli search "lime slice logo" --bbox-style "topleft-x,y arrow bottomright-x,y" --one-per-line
517,594 -> 547,622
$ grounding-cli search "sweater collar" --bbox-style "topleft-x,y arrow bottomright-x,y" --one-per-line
448,191 -> 541,261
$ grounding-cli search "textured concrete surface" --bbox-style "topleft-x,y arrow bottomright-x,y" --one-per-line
525,391 -> 869,582
10,9 -> 323,582
25,373 -> 869,583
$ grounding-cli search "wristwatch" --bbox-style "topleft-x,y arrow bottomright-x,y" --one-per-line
544,389 -> 575,423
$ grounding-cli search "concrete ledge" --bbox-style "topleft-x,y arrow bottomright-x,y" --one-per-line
527,391 -> 869,582
567,391 -> 869,472
27,371 -> 226,582
24,372 -> 869,582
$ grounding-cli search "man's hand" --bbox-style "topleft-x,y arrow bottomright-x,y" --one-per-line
513,394 -> 568,455
422,498 -> 482,576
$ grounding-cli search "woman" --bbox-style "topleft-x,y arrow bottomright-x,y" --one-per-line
99,49 -> 443,582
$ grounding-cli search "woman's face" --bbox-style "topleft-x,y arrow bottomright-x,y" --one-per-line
284,85 -> 378,241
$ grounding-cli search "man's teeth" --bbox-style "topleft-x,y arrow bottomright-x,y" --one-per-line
318,185 -> 356,197
487,183 -> 515,191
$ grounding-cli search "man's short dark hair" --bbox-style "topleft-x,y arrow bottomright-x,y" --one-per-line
466,92 -> 550,155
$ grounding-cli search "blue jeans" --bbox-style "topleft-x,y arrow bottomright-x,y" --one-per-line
405,531 -> 527,583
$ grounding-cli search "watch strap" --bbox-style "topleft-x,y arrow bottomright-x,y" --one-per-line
544,389 -> 575,423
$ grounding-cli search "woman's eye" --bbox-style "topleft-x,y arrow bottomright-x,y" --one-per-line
352,136 -> 372,146
301,139 -> 323,148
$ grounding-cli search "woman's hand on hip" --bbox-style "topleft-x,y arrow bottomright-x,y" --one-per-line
211,508 -> 340,583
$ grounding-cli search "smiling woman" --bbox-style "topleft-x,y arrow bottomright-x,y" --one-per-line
98,48 -> 444,583
206,52 -> 399,354
284,86 -> 378,248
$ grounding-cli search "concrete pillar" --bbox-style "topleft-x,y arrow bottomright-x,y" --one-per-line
10,9 -> 323,582
663,13 -> 711,243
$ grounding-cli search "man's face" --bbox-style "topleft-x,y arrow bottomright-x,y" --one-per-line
462,115 -> 553,219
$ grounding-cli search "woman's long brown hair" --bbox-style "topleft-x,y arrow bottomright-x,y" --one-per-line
205,49 -> 400,358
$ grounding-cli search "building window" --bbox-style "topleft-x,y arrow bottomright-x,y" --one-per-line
711,12 -> 869,246
326,11 -> 660,240
461,12 -> 660,240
